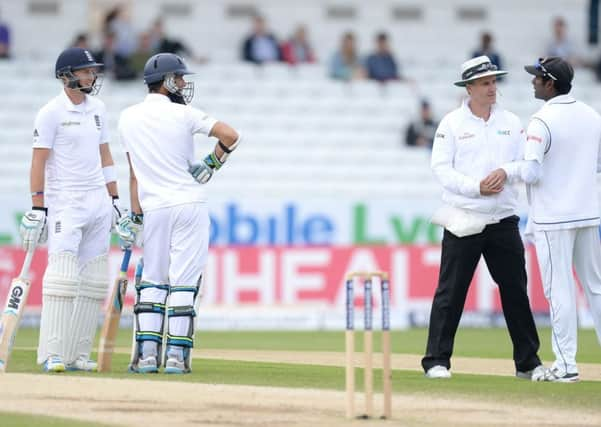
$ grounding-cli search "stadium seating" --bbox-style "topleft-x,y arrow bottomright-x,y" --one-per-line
0,0 -> 599,202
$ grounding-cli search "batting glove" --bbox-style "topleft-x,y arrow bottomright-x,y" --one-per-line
19,207 -> 47,251
116,212 -> 143,249
188,153 -> 223,184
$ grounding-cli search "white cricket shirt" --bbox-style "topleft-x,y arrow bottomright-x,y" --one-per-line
524,94 -> 601,231
431,99 -> 525,221
118,94 -> 218,212
32,90 -> 108,192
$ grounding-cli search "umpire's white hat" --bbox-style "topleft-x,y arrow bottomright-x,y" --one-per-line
454,55 -> 508,87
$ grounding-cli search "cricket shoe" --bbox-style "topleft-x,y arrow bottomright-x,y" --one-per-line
532,367 -> 579,383
164,357 -> 190,374
516,364 -> 548,380
129,355 -> 159,374
42,355 -> 66,373
425,365 -> 451,379
66,356 -> 97,372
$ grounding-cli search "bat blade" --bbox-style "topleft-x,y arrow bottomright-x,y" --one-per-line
97,249 -> 131,372
97,277 -> 128,372
0,276 -> 32,373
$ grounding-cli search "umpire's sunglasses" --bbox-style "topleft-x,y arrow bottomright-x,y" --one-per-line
534,58 -> 558,81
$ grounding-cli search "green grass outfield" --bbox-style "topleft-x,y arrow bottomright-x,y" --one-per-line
5,327 -> 601,421
1,413 -> 112,427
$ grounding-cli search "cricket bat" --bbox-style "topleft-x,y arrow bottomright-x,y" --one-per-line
97,248 -> 132,372
0,247 -> 36,373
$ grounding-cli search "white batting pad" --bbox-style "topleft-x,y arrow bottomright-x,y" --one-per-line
37,252 -> 79,364
65,254 -> 109,364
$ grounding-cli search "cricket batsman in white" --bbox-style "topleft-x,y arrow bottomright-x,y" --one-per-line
117,53 -> 240,374
21,47 -> 123,372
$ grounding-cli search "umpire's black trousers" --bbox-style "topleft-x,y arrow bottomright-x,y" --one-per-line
421,215 -> 541,373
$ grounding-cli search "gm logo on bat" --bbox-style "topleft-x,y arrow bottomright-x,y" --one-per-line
5,285 -> 24,314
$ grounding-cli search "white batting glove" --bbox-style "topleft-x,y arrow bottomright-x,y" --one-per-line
116,212 -> 143,249
189,153 -> 223,184
19,208 -> 47,251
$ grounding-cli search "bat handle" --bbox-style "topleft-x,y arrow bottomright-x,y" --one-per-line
120,248 -> 132,273
18,248 -> 35,280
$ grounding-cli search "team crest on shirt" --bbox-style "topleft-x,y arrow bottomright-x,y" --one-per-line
94,115 -> 101,130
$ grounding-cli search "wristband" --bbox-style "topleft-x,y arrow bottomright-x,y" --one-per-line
32,206 -> 48,214
103,165 -> 117,184
31,191 -> 44,196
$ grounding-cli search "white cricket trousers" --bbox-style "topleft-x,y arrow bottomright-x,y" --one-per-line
142,202 -> 210,287
533,226 -> 601,374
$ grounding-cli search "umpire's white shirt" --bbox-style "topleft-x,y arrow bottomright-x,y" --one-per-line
33,90 -> 107,192
524,94 -> 601,231
118,94 -> 217,212
431,99 -> 524,220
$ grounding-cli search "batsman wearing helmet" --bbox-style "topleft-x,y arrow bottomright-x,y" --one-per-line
22,47 -> 123,372
117,53 -> 240,374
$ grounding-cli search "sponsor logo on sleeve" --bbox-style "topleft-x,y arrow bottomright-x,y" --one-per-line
435,132 -> 445,139
94,114 -> 101,130
527,135 -> 543,143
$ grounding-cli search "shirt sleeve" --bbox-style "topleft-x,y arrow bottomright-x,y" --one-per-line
32,107 -> 57,149
430,116 -> 481,197
524,117 -> 550,163
187,107 -> 218,136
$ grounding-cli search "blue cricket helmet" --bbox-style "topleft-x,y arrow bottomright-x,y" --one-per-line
143,53 -> 193,85
55,47 -> 103,78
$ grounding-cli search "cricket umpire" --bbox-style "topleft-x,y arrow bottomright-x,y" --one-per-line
421,56 -> 544,379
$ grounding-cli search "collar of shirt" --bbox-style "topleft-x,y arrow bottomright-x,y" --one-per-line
460,98 -> 498,123
59,89 -> 88,113
144,93 -> 171,103
545,94 -> 575,106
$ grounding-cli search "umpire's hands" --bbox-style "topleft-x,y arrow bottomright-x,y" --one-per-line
480,168 -> 507,196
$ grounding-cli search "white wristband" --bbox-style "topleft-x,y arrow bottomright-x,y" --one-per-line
102,165 -> 117,184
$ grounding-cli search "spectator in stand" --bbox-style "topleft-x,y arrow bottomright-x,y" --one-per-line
104,5 -> 136,59
94,31 -> 136,81
365,32 -> 399,82
149,18 -> 193,57
472,32 -> 503,71
72,33 -> 90,50
130,32 -> 155,74
330,32 -> 365,81
405,100 -> 438,149
242,15 -> 281,64
546,16 -> 576,63
0,9 -> 11,59
281,25 -> 315,65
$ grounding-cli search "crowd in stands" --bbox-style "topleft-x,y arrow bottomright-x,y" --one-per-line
2,3 -> 601,151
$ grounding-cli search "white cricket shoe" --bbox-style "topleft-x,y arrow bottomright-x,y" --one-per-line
66,356 -> 97,372
425,365 -> 451,379
42,355 -> 65,373
130,355 -> 159,374
516,364 -> 547,380
532,367 -> 579,383
164,357 -> 189,374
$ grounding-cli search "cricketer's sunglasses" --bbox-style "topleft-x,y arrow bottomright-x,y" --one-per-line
534,58 -> 558,81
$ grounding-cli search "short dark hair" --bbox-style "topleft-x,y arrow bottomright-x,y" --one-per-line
148,81 -> 163,93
